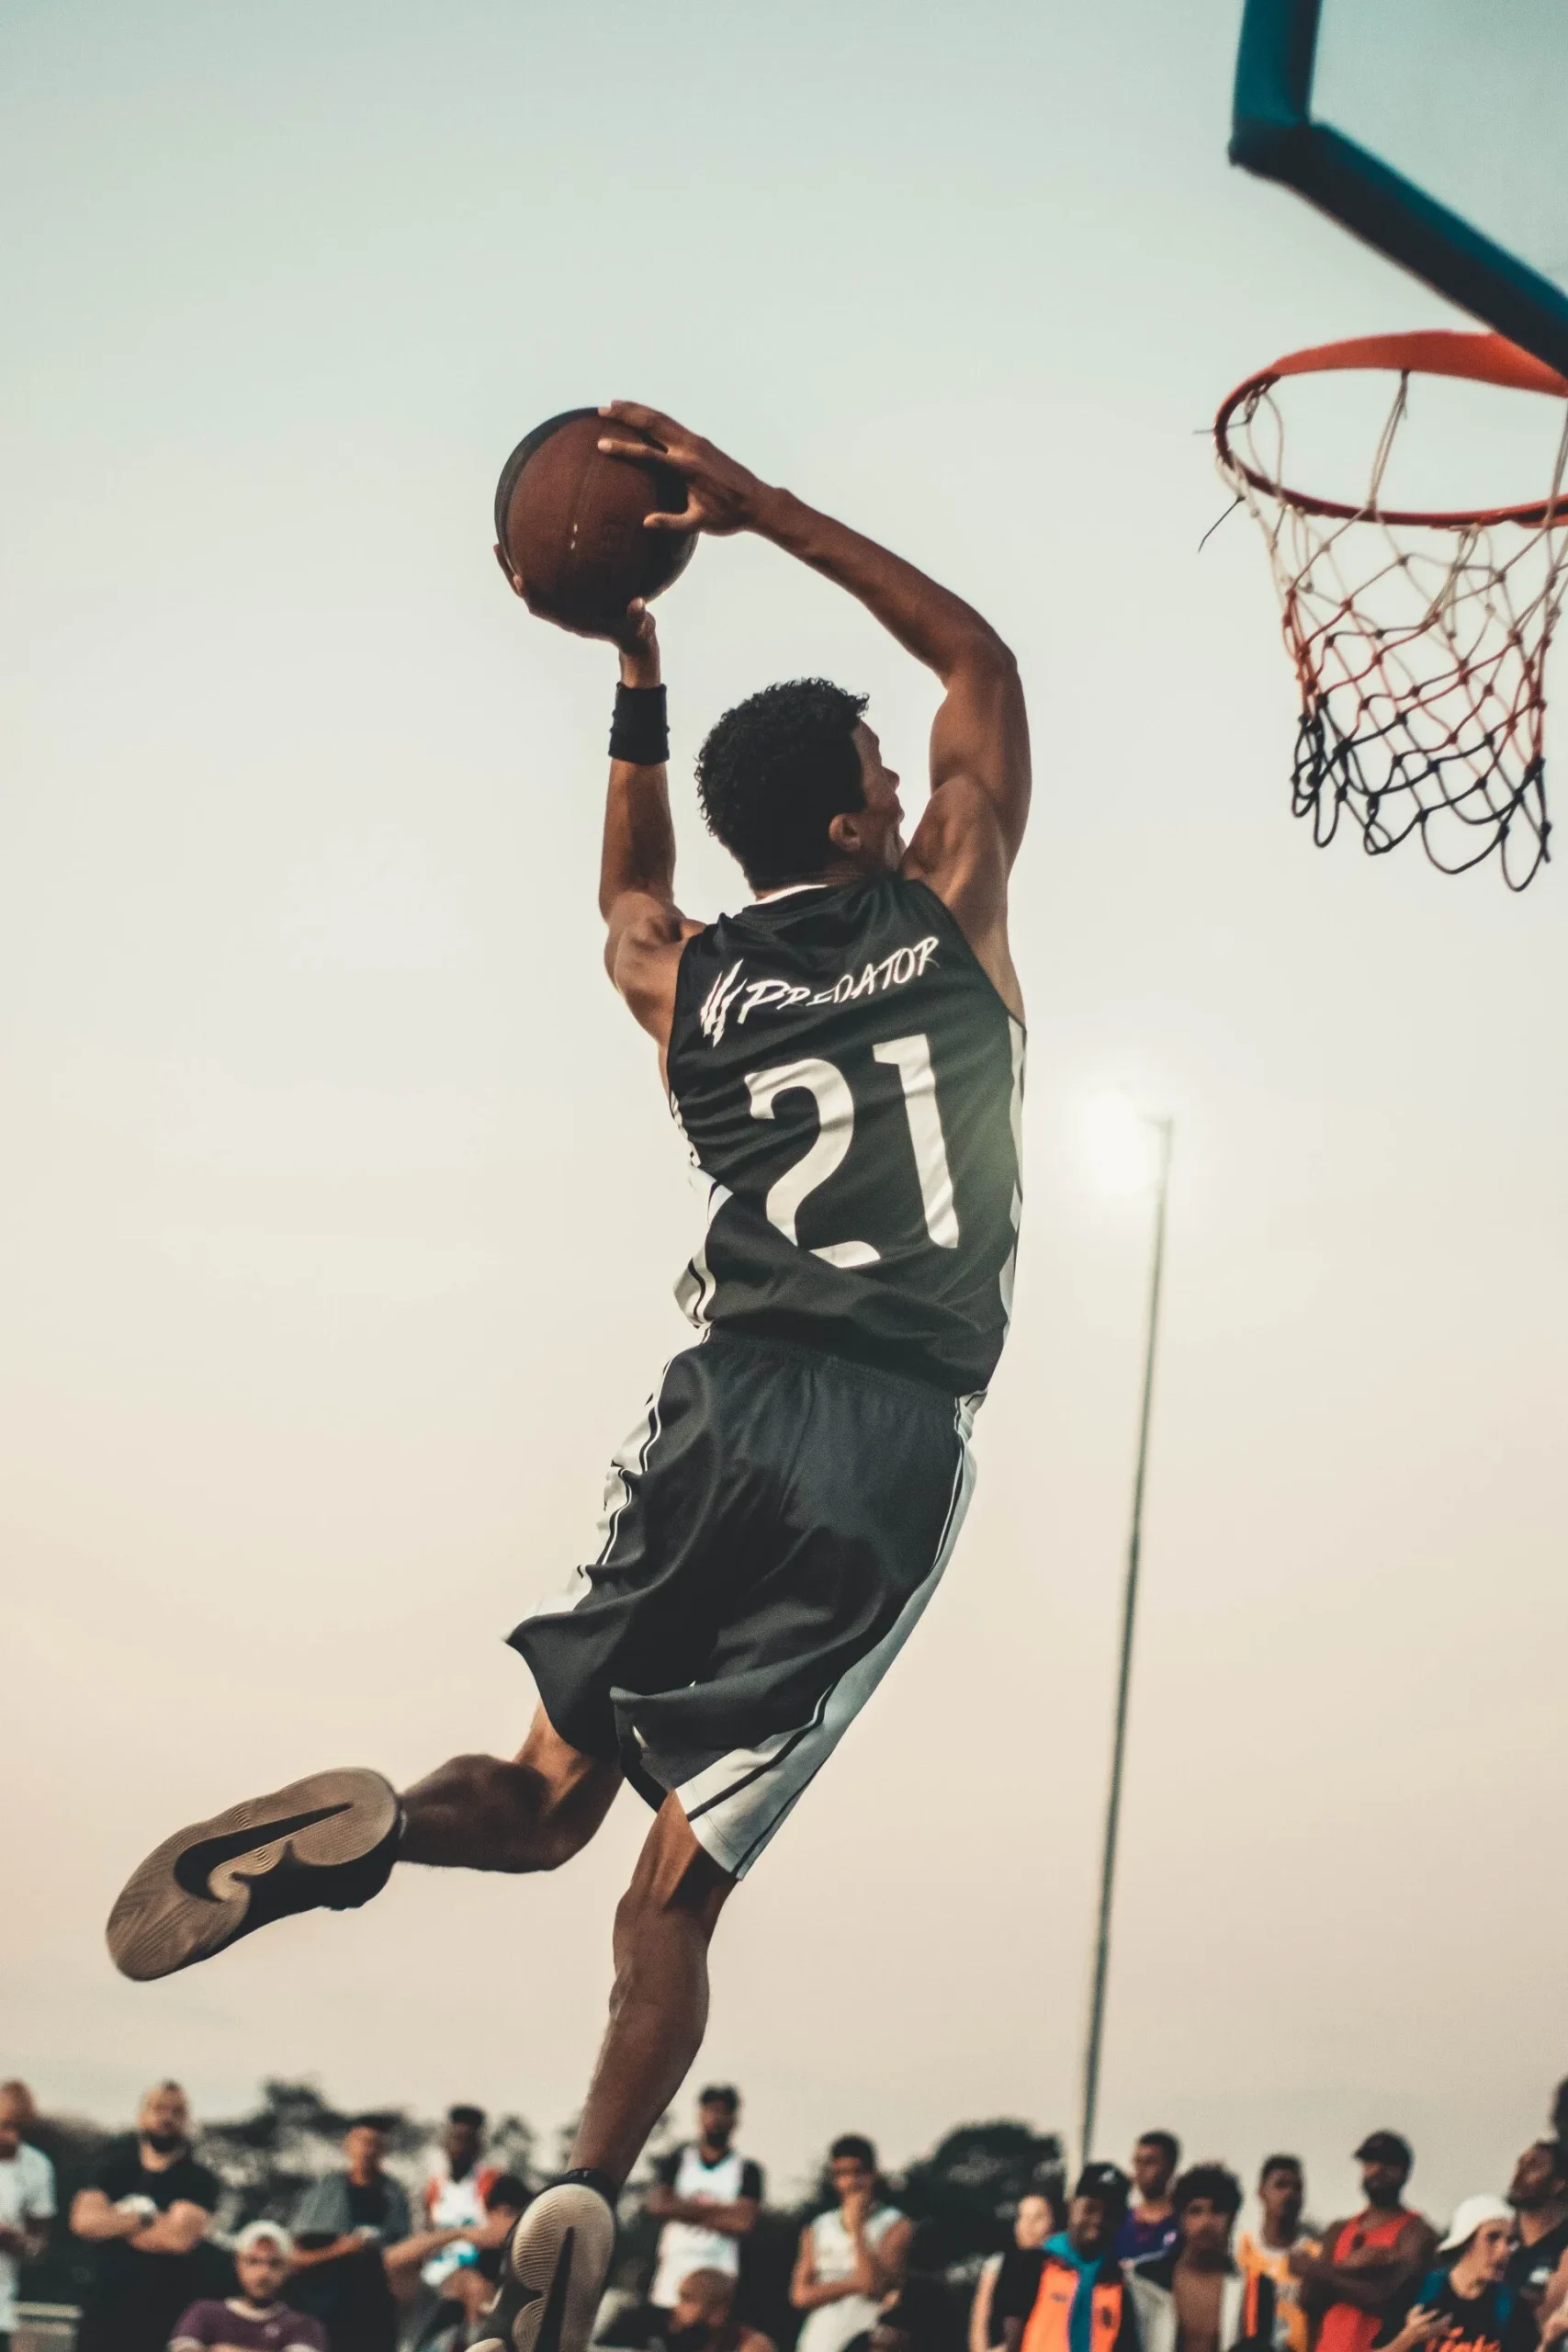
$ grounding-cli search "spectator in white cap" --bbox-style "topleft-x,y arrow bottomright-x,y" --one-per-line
171,2221 -> 329,2352
1383,2198 -> 1526,2352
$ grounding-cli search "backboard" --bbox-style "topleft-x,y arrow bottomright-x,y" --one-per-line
1230,0 -> 1568,377
1224,0 -> 1568,887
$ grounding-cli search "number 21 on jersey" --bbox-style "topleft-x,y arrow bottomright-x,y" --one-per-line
744,1032 -> 959,1271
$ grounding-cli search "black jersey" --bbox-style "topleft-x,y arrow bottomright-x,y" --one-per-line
667,874 -> 1024,1394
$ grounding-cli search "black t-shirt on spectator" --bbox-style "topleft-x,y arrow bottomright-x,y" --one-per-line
288,2177 -> 399,2352
598,2311 -> 741,2352
346,2179 -> 391,2233
993,2248 -> 1048,2330
288,2239 -> 398,2352
75,2138 -> 221,2352
1506,2222 -> 1568,2315
1409,2270 -> 1530,2352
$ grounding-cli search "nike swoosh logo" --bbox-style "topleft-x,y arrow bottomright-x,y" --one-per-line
537,2226 -> 575,2352
480,2256 -> 543,2332
173,1804 -> 351,1901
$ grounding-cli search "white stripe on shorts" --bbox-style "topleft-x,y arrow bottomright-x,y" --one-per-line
674,1393 -> 979,1879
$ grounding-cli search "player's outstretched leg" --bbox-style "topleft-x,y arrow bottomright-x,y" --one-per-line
477,1796 -> 733,2352
105,1709 -> 619,1981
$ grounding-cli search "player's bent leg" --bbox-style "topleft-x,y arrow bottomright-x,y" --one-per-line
475,1797 -> 733,2352
400,1706 -> 622,1871
106,1707 -> 619,1983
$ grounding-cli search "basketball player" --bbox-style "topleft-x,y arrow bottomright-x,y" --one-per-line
104,403 -> 1031,2352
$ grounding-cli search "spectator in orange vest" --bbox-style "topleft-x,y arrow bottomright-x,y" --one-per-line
997,2164 -> 1140,2352
1295,2133 -> 1437,2352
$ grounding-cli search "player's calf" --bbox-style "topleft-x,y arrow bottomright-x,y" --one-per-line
399,1742 -> 619,1873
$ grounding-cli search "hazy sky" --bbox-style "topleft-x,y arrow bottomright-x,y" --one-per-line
4,0 -> 1566,2231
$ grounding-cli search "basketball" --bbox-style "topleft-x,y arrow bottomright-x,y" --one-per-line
493,407 -> 698,638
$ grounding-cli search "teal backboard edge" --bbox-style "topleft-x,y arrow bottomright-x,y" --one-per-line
1230,0 -> 1568,379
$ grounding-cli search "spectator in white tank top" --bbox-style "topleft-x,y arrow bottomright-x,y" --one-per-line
421,2105 -> 501,2290
646,2088 -> 764,2312
792,2137 -> 911,2352
0,2081 -> 55,2352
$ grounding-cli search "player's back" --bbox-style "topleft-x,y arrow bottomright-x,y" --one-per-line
667,874 -> 1023,1395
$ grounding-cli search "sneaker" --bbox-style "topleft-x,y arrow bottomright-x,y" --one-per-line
474,2178 -> 617,2352
107,1766 -> 400,1982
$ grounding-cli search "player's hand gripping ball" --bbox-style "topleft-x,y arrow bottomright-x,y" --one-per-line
493,406 -> 697,638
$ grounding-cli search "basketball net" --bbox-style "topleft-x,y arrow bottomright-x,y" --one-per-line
1215,334 -> 1568,889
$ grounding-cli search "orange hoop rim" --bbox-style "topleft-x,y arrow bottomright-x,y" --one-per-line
1214,330 -> 1568,527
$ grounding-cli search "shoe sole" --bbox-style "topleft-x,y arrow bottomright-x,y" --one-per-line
476,2184 -> 616,2352
106,1766 -> 398,1982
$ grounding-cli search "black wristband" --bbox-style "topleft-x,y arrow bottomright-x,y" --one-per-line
609,683 -> 669,765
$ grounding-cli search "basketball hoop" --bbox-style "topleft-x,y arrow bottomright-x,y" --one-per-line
1214,331 -> 1568,888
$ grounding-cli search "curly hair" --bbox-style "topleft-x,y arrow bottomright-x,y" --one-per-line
1173,2163 -> 1244,2219
695,677 -> 868,888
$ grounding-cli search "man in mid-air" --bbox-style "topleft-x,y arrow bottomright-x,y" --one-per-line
106,405 -> 1031,2352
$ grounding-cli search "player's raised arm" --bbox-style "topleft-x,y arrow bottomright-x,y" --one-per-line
750,489 -> 1028,1012
595,602 -> 701,1052
597,402 -> 1030,1010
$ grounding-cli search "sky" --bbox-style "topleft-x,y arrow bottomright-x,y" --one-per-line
3,0 -> 1566,2233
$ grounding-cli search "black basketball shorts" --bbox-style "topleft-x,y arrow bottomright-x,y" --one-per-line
509,1330 -> 977,1879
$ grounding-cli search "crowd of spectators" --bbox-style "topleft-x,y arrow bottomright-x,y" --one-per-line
6,2075 -> 1568,2352
980,2127 -> 1568,2352
0,2082 -> 526,2352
